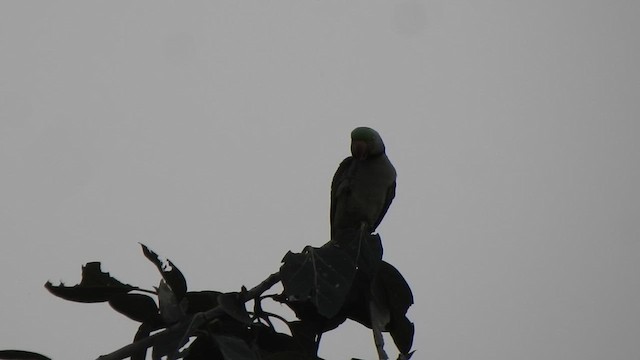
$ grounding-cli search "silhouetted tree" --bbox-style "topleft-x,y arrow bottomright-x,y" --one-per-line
1,232 -> 413,360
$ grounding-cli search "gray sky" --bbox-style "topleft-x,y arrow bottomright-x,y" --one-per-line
1,1 -> 639,359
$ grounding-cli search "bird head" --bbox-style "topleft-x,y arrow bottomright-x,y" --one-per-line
350,127 -> 386,160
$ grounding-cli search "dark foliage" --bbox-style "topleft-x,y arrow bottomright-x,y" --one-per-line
0,350 -> 51,360
109,293 -> 162,324
280,243 -> 357,318
7,235 -> 413,360
140,243 -> 188,302
44,262 -> 135,303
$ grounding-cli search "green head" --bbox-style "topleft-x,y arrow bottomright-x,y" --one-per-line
350,127 -> 386,159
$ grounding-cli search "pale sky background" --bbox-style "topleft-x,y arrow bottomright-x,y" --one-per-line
1,1 -> 639,359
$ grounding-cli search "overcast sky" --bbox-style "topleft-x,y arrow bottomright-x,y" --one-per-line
1,1 -> 639,359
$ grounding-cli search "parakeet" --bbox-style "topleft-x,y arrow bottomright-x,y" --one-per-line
330,127 -> 396,241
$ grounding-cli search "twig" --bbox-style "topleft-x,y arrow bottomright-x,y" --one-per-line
96,318 -> 193,360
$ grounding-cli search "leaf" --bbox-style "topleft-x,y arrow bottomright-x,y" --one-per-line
44,262 -> 135,303
141,243 -> 188,301
157,280 -> 187,324
0,350 -> 51,360
109,293 -> 161,324
371,261 -> 415,355
185,290 -> 223,313
391,318 -> 415,357
212,335 -> 258,360
280,244 -> 356,318
375,262 -> 413,316
217,292 -> 251,324
340,272 -> 373,328
337,232 -> 383,277
280,251 -> 313,299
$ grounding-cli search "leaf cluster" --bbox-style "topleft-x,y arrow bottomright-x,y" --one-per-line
279,232 -> 414,359
3,234 -> 414,360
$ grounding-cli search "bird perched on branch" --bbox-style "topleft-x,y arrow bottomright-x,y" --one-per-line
330,127 -> 396,242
